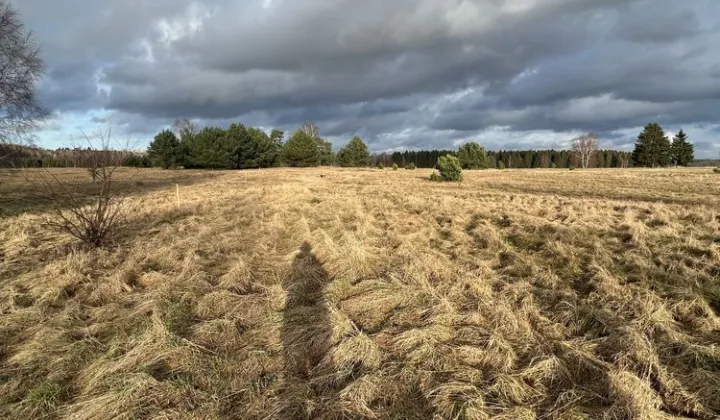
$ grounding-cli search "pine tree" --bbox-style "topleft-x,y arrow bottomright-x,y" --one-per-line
632,123 -> 671,167
457,142 -> 488,169
337,136 -> 370,167
315,137 -> 333,165
670,129 -> 694,166
147,130 -> 180,169
283,130 -> 319,167
192,127 -> 233,169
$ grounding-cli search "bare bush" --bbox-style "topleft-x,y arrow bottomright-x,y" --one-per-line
29,129 -> 137,247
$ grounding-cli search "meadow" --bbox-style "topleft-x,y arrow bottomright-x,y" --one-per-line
0,167 -> 719,419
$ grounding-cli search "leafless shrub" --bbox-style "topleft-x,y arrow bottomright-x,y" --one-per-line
29,128 -> 137,247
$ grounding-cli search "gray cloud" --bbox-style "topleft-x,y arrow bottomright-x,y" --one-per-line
13,0 -> 720,157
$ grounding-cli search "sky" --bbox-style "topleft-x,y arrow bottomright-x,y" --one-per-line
13,0 -> 720,157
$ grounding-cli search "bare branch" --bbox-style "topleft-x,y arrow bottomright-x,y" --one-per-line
302,122 -> 319,139
0,2 -> 46,145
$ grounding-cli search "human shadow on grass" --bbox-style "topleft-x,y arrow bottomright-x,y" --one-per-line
278,242 -> 337,419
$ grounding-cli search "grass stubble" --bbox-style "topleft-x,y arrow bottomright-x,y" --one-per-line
0,167 -> 718,419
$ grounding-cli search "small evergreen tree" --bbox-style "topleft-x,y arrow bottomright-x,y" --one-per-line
406,162 -> 416,170
457,142 -> 488,169
392,163 -> 399,170
497,161 -> 505,170
283,130 -> 319,167
337,136 -> 370,167
147,130 -> 180,169
431,155 -> 463,182
316,137 -> 333,165
192,127 -> 233,169
670,129 -> 694,166
225,124 -> 280,169
632,123 -> 671,167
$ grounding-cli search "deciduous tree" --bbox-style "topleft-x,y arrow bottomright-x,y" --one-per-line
0,3 -> 45,145
571,133 -> 598,169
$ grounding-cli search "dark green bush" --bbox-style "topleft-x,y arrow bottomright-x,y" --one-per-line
377,163 -> 385,169
497,161 -> 505,170
713,167 -> 720,174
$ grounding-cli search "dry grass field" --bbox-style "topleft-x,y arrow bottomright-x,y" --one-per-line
1,167 -> 719,419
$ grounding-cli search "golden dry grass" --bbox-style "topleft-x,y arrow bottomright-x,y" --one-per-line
1,167 -> 719,419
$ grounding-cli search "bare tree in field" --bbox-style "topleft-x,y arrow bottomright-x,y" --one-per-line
0,2 -> 45,147
302,122 -> 319,139
173,118 -> 197,141
572,132 -> 599,169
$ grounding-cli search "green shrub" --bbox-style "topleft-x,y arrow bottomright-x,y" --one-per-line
714,167 -> 720,174
377,163 -> 384,169
392,163 -> 399,170
569,166 -> 576,171
406,162 -> 416,170
431,155 -> 463,182
550,162 -> 557,169
497,161 -> 505,170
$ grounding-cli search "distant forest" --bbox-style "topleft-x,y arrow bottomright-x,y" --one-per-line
1,143 -> 637,170
371,149 -> 633,169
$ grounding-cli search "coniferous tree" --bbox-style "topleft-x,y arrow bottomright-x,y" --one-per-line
225,124 -> 280,169
147,130 -> 180,169
283,130 -> 319,167
670,129 -> 694,166
457,142 -> 488,169
632,123 -> 671,167
337,136 -> 370,167
192,127 -> 233,169
315,137 -> 333,166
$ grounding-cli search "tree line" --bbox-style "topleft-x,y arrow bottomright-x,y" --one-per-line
1,121 -> 697,171
372,149 -> 634,169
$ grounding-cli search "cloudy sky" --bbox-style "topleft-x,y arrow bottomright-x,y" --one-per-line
13,0 -> 720,157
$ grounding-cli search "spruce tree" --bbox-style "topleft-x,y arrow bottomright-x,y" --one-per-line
632,123 -> 671,167
671,129 -> 694,166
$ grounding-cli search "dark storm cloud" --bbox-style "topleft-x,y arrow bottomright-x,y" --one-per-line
12,0 -> 720,156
